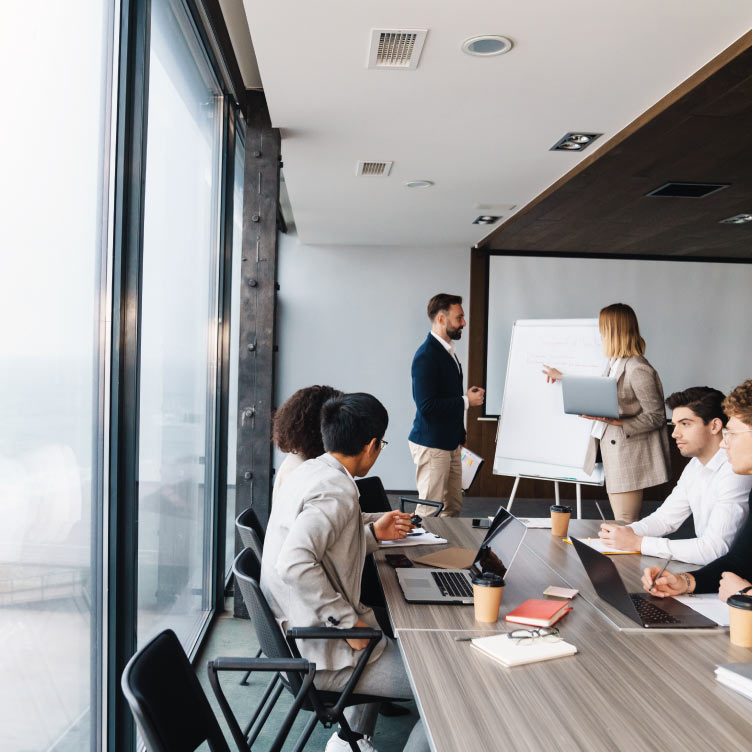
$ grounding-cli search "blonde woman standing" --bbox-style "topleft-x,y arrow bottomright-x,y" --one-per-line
544,303 -> 670,523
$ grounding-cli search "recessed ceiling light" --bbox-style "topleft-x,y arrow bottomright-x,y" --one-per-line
462,35 -> 513,57
473,215 -> 501,225
719,213 -> 752,224
404,180 -> 434,188
550,132 -> 602,152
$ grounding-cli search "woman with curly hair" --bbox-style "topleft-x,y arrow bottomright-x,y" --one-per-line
643,379 -> 752,601
272,385 -> 343,496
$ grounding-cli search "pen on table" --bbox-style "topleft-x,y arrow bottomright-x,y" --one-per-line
648,556 -> 673,592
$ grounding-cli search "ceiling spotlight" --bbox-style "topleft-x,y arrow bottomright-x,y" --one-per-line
462,35 -> 513,57
473,215 -> 501,225
719,213 -> 752,224
404,180 -> 434,188
550,132 -> 602,152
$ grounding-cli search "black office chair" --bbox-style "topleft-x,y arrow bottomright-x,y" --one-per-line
121,628 -> 313,752
399,496 -> 444,517
231,547 -> 395,752
236,506 -> 266,548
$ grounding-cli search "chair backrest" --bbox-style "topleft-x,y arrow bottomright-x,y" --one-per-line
121,629 -> 229,752
355,476 -> 391,514
232,548 -> 299,686
236,506 -> 266,548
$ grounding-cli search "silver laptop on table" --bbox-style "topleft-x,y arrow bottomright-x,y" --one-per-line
570,536 -> 716,629
396,508 -> 526,605
562,374 -> 620,419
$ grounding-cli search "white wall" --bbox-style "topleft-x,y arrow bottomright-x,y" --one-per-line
275,233 -> 471,489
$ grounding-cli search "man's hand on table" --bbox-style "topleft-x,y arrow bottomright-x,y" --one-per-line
599,523 -> 642,552
373,510 -> 414,541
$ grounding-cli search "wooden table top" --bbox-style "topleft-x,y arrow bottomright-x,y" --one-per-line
375,517 -> 752,752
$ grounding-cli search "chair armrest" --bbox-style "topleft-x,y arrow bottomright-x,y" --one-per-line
400,496 -> 444,517
286,627 -> 382,641
208,656 -> 315,752
211,656 -> 312,673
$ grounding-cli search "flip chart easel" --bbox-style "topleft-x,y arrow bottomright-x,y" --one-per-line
506,475 -> 603,519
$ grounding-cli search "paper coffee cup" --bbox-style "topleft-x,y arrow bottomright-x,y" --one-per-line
550,505 -> 572,537
472,572 -> 504,622
728,594 -> 752,647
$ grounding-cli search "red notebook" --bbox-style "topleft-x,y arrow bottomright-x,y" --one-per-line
504,599 -> 572,627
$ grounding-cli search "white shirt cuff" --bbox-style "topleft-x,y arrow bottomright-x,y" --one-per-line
463,396 -> 469,410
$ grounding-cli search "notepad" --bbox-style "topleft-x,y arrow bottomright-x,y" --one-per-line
379,529 -> 448,547
675,594 -> 729,626
505,599 -> 572,627
716,663 -> 752,702
471,632 -> 577,667
564,537 -> 639,555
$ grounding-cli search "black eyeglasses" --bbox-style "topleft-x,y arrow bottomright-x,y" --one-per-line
508,627 -> 561,645
379,439 -> 389,450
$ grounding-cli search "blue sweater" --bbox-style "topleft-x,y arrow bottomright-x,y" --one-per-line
408,334 -> 466,450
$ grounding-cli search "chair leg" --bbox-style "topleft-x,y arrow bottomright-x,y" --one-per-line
336,715 -> 362,752
292,713 -> 318,752
239,648 -> 263,685
247,677 -> 284,745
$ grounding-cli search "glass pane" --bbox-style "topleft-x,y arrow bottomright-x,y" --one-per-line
138,0 -> 222,649
226,124 -> 245,577
0,2 -> 112,749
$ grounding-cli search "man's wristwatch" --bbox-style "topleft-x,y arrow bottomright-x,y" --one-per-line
369,522 -> 379,543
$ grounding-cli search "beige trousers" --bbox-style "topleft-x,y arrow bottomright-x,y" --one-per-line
408,441 -> 463,517
608,490 -> 643,524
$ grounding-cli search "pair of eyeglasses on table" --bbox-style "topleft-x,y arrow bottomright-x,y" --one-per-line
454,627 -> 561,644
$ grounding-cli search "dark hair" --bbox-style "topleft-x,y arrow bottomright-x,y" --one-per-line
321,393 -> 389,456
666,386 -> 727,426
427,293 -> 462,321
272,385 -> 343,458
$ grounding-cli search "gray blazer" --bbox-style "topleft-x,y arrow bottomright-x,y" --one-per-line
260,453 -> 386,672
583,355 -> 671,494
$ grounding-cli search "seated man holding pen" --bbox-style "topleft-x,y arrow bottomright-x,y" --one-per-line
599,387 -> 751,564
643,380 -> 752,601
261,392 -> 428,752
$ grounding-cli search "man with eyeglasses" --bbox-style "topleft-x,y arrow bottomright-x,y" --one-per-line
261,392 -> 428,752
599,386 -> 751,564
643,380 -> 752,602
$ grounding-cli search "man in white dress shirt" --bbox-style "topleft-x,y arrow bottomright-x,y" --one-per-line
599,387 -> 752,564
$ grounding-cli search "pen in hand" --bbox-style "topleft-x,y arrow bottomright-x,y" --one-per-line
595,502 -> 606,522
648,556 -> 673,592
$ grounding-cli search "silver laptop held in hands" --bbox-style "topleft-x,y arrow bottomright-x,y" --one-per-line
562,374 -> 620,419
396,508 -> 526,605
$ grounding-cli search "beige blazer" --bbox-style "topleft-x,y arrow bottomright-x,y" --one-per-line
261,453 -> 386,672
583,355 -> 671,494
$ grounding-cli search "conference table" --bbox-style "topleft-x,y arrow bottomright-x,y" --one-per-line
373,518 -> 752,752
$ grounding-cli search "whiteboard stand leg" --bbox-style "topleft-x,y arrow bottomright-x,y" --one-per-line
507,476 -> 521,512
576,483 -> 582,519
554,481 -> 560,506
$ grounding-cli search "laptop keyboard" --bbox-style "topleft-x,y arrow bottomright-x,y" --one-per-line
431,571 -> 473,599
629,594 -> 680,624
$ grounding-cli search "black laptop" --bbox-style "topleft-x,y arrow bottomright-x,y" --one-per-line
570,536 -> 717,629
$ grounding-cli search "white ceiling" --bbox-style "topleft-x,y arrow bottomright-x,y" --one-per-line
238,1 -> 752,247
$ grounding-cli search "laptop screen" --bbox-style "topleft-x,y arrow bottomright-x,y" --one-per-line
470,508 -> 526,580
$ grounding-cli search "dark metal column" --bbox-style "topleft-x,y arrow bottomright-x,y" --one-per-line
234,91 -> 281,617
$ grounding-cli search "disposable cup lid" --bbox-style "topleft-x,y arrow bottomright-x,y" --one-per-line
472,572 -> 504,587
550,505 -> 572,514
728,594 -> 752,611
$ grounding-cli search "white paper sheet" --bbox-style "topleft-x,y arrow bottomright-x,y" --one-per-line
565,537 -> 639,555
379,528 -> 448,547
518,517 -> 553,529
675,594 -> 730,626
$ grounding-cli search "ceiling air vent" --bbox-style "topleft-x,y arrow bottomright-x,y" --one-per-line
356,161 -> 393,177
368,29 -> 428,70
646,182 -> 729,198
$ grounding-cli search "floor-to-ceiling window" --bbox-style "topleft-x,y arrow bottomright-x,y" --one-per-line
0,1 -> 114,749
226,126 -> 245,577
137,0 -> 224,651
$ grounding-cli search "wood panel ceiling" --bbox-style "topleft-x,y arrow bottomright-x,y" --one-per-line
481,36 -> 752,259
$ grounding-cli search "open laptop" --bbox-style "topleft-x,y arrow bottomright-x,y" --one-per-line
570,536 -> 716,629
562,375 -> 620,419
396,507 -> 526,605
